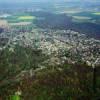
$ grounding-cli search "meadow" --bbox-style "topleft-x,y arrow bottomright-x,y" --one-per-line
2,13 -> 36,25
93,12 -> 100,15
18,16 -> 36,20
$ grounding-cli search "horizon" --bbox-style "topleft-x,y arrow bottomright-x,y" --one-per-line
0,0 -> 100,3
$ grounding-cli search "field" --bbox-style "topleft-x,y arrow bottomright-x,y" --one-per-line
72,16 -> 91,20
9,22 -> 32,26
0,20 -> 9,28
62,11 -> 100,24
93,12 -> 100,15
55,5 -> 100,24
72,16 -> 92,23
0,13 -> 37,26
7,15 -> 36,23
18,16 -> 36,20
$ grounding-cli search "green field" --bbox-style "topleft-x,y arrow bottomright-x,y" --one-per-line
18,16 -> 36,20
72,15 -> 92,23
4,14 -> 36,24
93,12 -> 100,15
73,16 -> 91,20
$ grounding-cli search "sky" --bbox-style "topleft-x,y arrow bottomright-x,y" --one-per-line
0,0 -> 99,3
0,0 -> 92,2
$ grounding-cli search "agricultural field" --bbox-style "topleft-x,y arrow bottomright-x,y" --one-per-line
18,16 -> 36,20
72,16 -> 92,23
68,11 -> 100,24
54,4 -> 100,24
93,12 -> 100,15
9,22 -> 32,26
0,13 -> 36,26
72,16 -> 91,20
0,20 -> 9,31
0,20 -> 8,27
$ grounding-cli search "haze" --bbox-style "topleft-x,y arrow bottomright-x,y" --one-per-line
0,0 -> 100,3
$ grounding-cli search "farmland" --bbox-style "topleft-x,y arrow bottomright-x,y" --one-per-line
0,13 -> 35,22
18,16 -> 36,20
93,12 -> 100,15
9,22 -> 32,26
0,13 -> 37,26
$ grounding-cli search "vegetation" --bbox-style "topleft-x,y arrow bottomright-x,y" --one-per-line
93,12 -> 100,15
14,64 -> 100,100
0,51 -> 100,100
0,2 -> 100,99
4,14 -> 36,23
0,45 -> 48,97
72,16 -> 91,20
31,11 -> 100,39
18,16 -> 36,20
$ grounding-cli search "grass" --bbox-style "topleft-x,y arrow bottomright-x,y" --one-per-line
93,12 -> 100,15
5,15 -> 36,23
61,10 -> 82,14
9,22 -> 32,26
10,95 -> 21,100
72,16 -> 92,23
72,16 -> 91,20
18,16 -> 36,20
